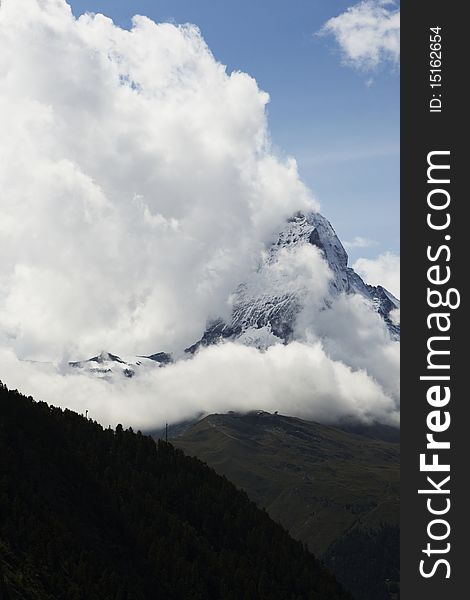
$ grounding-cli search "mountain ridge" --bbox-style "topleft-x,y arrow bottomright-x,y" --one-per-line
171,410 -> 400,600
66,209 -> 399,377
187,211 -> 399,353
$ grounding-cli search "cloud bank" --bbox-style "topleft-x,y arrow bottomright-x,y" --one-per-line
0,340 -> 398,430
353,252 -> 400,298
0,0 -> 399,429
0,0 -> 314,361
320,1 -> 400,71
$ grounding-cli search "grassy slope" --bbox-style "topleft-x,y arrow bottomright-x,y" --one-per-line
173,412 -> 400,556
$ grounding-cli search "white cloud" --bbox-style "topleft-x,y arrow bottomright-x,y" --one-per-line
320,1 -> 400,71
0,0 -> 315,361
243,243 -> 333,307
389,307 -> 400,326
0,342 -> 399,429
0,259 -> 400,429
0,0 -> 400,429
344,236 -> 376,250
353,252 -> 400,298
306,294 -> 400,401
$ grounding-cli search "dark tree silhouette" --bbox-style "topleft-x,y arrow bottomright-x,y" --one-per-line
0,382 -> 351,600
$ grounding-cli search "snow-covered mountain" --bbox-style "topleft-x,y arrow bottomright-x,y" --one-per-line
69,351 -> 172,379
69,210 -> 399,377
186,210 -> 399,353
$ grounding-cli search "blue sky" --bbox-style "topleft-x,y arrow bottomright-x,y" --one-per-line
68,0 -> 399,262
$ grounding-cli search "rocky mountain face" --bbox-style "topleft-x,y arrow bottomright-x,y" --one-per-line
68,210 -> 399,373
186,211 -> 399,353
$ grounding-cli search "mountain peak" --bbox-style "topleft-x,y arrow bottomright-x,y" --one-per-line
93,351 -> 125,364
286,211 -> 348,269
67,210 -> 399,374
187,209 -> 399,352
70,352 -> 139,378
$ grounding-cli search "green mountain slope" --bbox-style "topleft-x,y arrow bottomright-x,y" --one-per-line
0,384 -> 351,600
173,411 -> 400,600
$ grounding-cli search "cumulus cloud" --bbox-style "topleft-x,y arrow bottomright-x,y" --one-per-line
353,252 -> 400,298
389,307 -> 400,326
320,1 -> 400,71
0,0 -> 314,361
343,236 -> 377,250
244,243 -> 333,308
305,294 -> 399,400
0,0 -> 399,429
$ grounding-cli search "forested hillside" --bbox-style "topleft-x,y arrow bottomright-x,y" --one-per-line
0,383 -> 350,600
